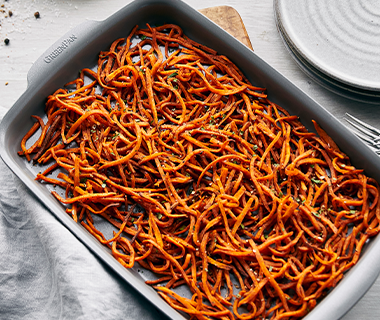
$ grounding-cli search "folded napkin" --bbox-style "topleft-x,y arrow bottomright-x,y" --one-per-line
0,107 -> 164,319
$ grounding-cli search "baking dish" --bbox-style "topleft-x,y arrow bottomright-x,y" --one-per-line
1,0 -> 380,319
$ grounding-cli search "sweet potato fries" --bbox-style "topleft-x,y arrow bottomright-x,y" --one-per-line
20,24 -> 380,319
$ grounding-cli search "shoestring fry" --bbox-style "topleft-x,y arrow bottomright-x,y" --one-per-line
20,24 -> 380,320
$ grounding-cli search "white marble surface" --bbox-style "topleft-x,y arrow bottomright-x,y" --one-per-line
1,0 -> 380,319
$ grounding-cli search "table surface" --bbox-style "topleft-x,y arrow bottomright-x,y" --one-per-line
1,1 -> 380,319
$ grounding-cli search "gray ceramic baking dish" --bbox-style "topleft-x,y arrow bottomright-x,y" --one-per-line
1,0 -> 380,319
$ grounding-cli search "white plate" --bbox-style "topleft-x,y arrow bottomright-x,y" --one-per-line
275,0 -> 380,100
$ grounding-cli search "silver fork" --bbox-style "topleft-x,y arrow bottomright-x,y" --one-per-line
345,113 -> 380,154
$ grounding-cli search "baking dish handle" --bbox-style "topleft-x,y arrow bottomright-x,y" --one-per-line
26,19 -> 101,87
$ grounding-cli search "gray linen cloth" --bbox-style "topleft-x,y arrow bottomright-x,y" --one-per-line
0,106 -> 164,319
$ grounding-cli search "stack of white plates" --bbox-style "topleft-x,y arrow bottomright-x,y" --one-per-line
274,0 -> 380,104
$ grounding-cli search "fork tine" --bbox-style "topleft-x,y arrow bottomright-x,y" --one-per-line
351,130 -> 380,148
345,113 -> 380,151
345,113 -> 380,136
345,118 -> 379,140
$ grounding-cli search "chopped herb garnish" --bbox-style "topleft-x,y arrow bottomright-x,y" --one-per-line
311,178 -> 323,184
253,145 -> 258,150
168,72 -> 178,78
